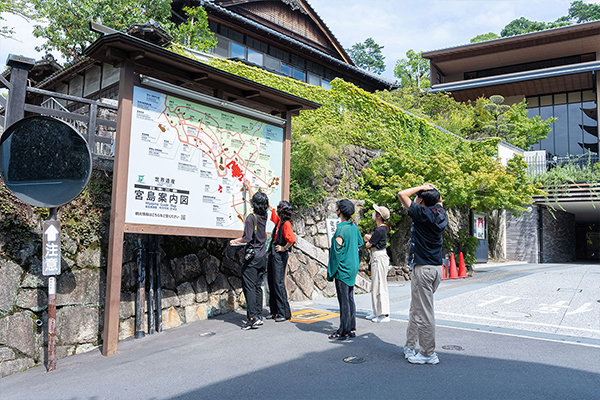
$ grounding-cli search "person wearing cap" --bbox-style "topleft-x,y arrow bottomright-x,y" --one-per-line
398,183 -> 448,365
364,204 -> 391,323
327,199 -> 364,340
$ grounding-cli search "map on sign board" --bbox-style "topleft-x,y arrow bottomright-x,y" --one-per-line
124,86 -> 283,231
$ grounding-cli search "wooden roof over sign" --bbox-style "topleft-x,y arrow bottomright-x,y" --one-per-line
83,31 -> 320,116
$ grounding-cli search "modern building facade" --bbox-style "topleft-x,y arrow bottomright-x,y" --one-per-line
423,22 -> 600,262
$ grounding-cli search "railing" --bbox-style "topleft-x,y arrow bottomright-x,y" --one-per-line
525,152 -> 599,178
40,97 -> 89,135
25,87 -> 118,161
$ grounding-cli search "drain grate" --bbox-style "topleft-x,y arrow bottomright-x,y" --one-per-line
343,356 -> 366,364
442,345 -> 464,351
199,331 -> 216,337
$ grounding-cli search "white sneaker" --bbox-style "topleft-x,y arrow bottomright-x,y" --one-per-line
403,346 -> 416,359
408,352 -> 439,365
366,312 -> 377,320
372,316 -> 390,323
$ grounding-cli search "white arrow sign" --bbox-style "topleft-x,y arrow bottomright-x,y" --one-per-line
45,224 -> 59,242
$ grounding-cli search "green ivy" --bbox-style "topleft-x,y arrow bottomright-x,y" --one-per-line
170,46 -> 541,213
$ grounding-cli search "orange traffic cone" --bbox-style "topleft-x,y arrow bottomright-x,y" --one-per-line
458,252 -> 468,278
449,253 -> 458,279
442,261 -> 448,280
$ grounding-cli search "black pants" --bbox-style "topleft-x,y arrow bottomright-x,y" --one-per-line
242,255 -> 266,321
335,279 -> 356,335
267,249 -> 291,319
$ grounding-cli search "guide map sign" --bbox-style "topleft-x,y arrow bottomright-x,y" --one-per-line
125,86 -> 284,233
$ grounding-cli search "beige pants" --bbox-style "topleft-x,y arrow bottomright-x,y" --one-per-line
405,264 -> 441,356
370,249 -> 390,317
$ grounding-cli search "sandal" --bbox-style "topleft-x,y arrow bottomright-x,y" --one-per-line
328,332 -> 344,339
349,331 -> 356,338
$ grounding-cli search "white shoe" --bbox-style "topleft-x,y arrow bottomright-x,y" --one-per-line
372,315 -> 390,323
408,352 -> 439,365
366,312 -> 377,320
403,346 -> 416,359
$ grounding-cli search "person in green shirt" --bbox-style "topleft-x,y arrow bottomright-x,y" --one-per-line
327,199 -> 364,340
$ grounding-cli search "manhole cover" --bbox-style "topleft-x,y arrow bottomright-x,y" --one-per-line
441,345 -> 464,351
199,331 -> 216,337
492,311 -> 531,318
343,356 -> 366,364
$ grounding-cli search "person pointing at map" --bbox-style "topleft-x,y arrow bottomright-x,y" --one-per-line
230,182 -> 269,330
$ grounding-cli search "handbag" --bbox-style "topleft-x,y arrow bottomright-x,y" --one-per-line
244,214 -> 257,262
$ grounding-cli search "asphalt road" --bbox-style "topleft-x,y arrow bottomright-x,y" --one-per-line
1,263 -> 599,400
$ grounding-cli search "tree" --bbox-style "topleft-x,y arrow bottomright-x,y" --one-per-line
470,95 -> 555,149
0,0 -> 31,38
500,17 -> 569,37
393,49 -> 430,89
346,37 -> 385,74
31,1 -> 215,62
559,0 -> 600,23
470,32 -> 500,43
170,6 -> 216,52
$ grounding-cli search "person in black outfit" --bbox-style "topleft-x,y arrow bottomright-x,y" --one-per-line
266,201 -> 296,322
230,188 -> 269,330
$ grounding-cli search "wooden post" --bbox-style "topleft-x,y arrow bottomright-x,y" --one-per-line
596,71 -> 600,153
87,103 -> 98,156
102,61 -> 134,356
281,112 -> 292,202
5,55 -> 35,128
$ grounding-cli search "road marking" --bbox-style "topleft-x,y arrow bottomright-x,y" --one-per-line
291,309 -> 339,324
436,311 -> 600,334
432,322 -> 600,349
477,295 -> 522,307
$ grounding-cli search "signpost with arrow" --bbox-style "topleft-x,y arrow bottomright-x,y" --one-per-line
0,115 -> 92,371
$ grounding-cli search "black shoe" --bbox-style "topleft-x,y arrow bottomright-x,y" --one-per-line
242,319 -> 258,330
275,316 -> 287,322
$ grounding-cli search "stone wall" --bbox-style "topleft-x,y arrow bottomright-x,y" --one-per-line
505,207 -> 539,263
540,207 -> 576,263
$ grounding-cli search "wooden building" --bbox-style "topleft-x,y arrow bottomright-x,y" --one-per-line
174,0 -> 395,92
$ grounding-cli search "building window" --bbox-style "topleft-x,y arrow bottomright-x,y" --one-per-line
307,72 -> 321,86
293,67 -> 306,82
231,41 -> 246,59
281,63 -> 293,77
264,55 -> 280,72
321,79 -> 332,89
214,35 -> 230,58
526,90 -> 597,157
247,48 -> 264,66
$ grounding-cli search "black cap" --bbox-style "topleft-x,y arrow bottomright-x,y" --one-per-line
336,199 -> 355,219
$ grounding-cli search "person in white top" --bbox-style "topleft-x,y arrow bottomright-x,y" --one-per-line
364,204 -> 391,323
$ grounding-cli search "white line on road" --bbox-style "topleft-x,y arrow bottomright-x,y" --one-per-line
434,322 -> 600,349
436,311 -> 600,334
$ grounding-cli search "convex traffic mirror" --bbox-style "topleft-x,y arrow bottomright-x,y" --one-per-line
0,116 -> 92,207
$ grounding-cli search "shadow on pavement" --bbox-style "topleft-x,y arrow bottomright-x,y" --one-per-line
163,328 -> 598,400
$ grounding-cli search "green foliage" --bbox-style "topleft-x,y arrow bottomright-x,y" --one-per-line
0,177 -> 37,258
0,0 -> 31,38
533,158 -> 600,186
377,91 -> 553,150
173,46 -> 541,213
60,170 -> 112,247
470,32 -> 500,43
471,96 -> 555,149
443,228 -> 479,266
30,1 -> 215,61
559,0 -> 600,23
394,49 -> 430,89
346,37 -> 386,74
500,17 -> 569,38
170,6 -> 216,52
